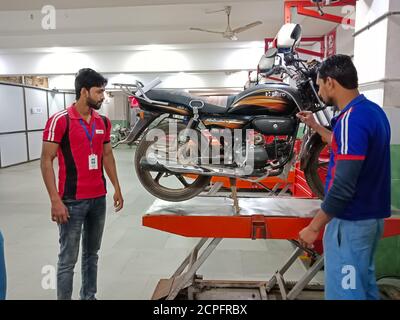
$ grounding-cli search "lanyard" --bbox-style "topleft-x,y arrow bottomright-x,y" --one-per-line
79,119 -> 96,152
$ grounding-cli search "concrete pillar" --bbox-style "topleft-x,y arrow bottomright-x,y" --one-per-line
354,0 -> 400,277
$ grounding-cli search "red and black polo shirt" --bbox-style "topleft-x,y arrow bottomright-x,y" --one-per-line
43,104 -> 111,200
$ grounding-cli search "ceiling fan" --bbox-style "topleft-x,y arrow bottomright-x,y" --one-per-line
190,6 -> 262,41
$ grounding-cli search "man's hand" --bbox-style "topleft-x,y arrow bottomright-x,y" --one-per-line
51,200 -> 70,224
298,209 -> 331,249
296,111 -> 318,130
113,189 -> 124,212
298,225 -> 320,249
103,142 -> 124,212
297,111 -> 333,146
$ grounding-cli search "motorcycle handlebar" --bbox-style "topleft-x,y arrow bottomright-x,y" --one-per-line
264,64 -> 292,78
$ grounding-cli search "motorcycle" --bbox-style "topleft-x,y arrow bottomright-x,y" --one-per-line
111,124 -> 130,148
114,23 -> 330,202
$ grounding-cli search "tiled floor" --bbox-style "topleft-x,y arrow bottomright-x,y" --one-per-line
0,146 -> 323,299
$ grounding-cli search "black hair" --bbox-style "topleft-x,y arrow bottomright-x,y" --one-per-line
75,68 -> 108,100
318,54 -> 358,90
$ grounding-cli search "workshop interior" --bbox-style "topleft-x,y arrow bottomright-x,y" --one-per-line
0,0 -> 399,301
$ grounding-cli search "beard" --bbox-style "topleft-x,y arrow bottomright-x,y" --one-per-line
87,97 -> 103,110
320,95 -> 336,108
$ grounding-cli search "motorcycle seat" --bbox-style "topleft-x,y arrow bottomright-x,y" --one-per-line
146,89 -> 228,114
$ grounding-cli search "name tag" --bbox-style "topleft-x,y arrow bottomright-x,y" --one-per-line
96,129 -> 104,134
89,154 -> 98,170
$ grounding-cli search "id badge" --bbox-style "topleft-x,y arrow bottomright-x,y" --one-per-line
89,154 -> 98,170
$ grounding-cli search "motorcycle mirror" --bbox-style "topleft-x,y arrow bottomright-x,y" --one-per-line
258,48 -> 277,74
277,54 -> 283,66
265,47 -> 278,58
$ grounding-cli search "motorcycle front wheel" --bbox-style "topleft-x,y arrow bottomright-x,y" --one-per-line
303,137 -> 329,200
134,121 -> 211,201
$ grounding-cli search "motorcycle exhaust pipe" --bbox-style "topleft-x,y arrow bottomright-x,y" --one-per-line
139,158 -> 241,177
139,158 -> 173,173
139,157 -> 284,181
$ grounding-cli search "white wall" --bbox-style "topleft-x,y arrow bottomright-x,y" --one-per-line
0,83 -> 76,167
354,20 -> 388,86
25,88 -> 47,130
64,93 -> 75,107
356,0 -> 390,31
0,84 -> 25,133
101,93 -> 127,121
354,0 -> 400,145
0,133 -> 27,167
336,24 -> 354,57
28,131 -> 44,160
354,0 -> 400,107
48,92 -> 65,116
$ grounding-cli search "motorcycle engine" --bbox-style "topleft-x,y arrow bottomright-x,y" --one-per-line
252,134 -> 268,169
250,133 -> 291,169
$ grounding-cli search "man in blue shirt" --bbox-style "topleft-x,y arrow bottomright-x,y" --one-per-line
297,54 -> 391,300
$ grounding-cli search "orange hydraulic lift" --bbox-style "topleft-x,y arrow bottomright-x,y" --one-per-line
143,200 -> 400,241
143,197 -> 400,300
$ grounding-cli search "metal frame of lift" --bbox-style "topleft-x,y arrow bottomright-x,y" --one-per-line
152,237 -> 324,300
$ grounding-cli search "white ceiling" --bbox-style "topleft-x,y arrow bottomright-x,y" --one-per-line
0,0 -> 262,10
0,0 -> 347,53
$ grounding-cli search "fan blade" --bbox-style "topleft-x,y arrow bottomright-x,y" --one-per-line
233,21 -> 262,34
189,27 -> 224,34
205,6 -> 231,14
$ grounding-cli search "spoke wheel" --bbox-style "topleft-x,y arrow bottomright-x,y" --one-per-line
134,122 -> 211,201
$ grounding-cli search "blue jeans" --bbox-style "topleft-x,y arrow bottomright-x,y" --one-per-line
57,196 -> 106,300
0,231 -> 6,300
323,218 -> 383,300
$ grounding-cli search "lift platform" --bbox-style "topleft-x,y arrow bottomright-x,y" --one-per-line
142,197 -> 400,300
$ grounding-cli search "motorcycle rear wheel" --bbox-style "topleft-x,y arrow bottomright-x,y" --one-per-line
134,122 -> 211,201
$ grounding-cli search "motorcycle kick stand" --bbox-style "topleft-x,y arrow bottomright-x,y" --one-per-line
229,177 -> 240,215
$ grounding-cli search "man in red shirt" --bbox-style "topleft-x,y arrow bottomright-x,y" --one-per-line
40,68 -> 124,300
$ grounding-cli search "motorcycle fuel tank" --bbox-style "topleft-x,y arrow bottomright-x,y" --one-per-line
228,83 -> 300,116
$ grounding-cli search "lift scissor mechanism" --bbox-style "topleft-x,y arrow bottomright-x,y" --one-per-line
142,196 -> 400,300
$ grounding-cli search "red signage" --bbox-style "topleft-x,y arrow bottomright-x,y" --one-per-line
326,28 -> 337,57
